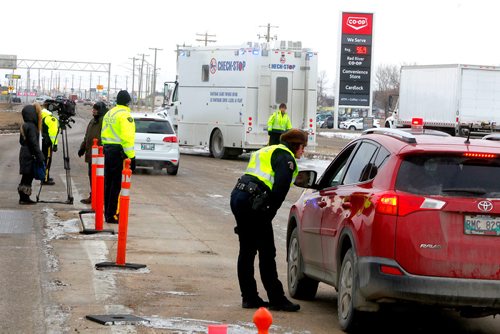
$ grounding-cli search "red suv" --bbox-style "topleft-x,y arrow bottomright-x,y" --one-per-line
287,127 -> 500,331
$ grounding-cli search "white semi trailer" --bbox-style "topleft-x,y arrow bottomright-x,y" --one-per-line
392,64 -> 500,136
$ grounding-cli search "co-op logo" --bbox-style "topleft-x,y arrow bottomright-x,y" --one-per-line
346,16 -> 369,30
210,58 -> 246,74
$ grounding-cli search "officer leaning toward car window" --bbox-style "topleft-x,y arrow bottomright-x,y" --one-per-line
40,100 -> 60,185
101,90 -> 136,224
267,103 -> 292,145
230,128 -> 307,312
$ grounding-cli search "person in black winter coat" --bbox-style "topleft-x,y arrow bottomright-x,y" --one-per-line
78,101 -> 108,204
18,105 -> 45,204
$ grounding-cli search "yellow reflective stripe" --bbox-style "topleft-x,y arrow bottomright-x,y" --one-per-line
101,136 -> 121,143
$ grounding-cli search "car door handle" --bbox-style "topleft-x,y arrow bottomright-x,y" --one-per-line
342,202 -> 352,209
318,201 -> 327,208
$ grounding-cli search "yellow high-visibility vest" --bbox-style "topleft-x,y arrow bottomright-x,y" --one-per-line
41,109 -> 59,146
267,110 -> 292,132
245,144 -> 298,190
101,105 -> 136,158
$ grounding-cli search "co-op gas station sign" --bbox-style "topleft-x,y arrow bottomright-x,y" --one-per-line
338,12 -> 373,107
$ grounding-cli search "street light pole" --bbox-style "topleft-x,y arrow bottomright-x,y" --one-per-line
149,47 -> 163,113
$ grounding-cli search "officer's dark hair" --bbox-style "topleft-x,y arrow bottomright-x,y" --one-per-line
279,103 -> 287,109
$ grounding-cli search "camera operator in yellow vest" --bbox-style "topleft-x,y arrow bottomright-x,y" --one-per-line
40,101 -> 60,185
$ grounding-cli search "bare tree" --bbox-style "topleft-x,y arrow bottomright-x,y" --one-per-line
317,70 -> 328,107
374,64 -> 401,118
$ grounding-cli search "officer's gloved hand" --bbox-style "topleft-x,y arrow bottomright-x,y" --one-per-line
77,148 -> 85,157
129,157 -> 136,172
52,145 -> 58,152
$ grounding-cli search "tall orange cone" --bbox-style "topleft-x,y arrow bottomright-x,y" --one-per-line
80,145 -> 114,235
91,138 -> 99,210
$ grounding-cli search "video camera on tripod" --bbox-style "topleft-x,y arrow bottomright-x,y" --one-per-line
44,97 -> 76,126
37,97 -> 77,204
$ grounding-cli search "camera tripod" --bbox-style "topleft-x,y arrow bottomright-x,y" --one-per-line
36,119 -> 75,204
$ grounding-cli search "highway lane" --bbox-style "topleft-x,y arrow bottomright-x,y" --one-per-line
0,106 -> 498,333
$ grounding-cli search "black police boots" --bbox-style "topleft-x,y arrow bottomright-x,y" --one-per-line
242,296 -> 269,309
269,297 -> 300,312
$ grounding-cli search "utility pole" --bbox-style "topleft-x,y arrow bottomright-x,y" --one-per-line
149,47 -> 163,112
258,23 -> 278,42
196,32 -> 216,46
128,56 -> 139,106
137,53 -> 149,107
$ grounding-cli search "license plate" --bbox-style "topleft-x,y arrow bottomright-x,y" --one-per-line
464,215 -> 500,236
141,143 -> 155,150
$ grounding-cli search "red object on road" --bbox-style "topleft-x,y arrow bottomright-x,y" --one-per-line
253,307 -> 272,334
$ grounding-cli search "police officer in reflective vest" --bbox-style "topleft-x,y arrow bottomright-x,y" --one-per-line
267,103 -> 292,145
101,90 -> 136,224
41,102 -> 60,185
230,128 -> 307,312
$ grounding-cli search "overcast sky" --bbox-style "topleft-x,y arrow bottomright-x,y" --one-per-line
2,0 -> 498,94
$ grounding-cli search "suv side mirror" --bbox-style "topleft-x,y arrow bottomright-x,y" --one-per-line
294,170 -> 318,188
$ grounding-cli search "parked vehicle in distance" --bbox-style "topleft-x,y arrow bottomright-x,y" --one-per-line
33,95 -> 52,104
339,117 -> 364,130
316,112 -> 333,128
132,111 -> 179,175
339,117 -> 380,130
287,125 -> 500,331
83,99 -> 93,106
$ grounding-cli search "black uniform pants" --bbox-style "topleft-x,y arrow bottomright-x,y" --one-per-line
230,188 -> 285,303
42,141 -> 52,181
104,145 -> 124,222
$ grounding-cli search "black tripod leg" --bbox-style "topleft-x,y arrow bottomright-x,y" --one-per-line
62,127 -> 73,204
36,182 -> 43,202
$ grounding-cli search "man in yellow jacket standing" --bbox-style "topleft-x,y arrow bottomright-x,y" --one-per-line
101,90 -> 136,224
267,103 -> 292,145
41,101 -> 60,185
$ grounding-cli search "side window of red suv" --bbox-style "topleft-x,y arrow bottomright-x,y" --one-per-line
343,141 -> 378,184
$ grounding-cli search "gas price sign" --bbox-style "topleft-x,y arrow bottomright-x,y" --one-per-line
338,12 -> 373,107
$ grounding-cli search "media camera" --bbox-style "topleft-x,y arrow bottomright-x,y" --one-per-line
45,97 -> 76,123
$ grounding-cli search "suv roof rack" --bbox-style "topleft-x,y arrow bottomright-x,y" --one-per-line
362,128 -> 417,144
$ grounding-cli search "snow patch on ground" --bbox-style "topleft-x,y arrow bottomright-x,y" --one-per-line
317,131 -> 361,140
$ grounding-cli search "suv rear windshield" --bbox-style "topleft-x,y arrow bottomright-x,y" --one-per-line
396,154 -> 500,198
135,119 -> 174,135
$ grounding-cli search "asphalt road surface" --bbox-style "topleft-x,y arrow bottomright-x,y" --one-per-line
0,106 -> 499,333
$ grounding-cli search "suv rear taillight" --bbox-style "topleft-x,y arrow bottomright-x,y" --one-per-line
163,136 -> 178,143
375,193 -> 446,216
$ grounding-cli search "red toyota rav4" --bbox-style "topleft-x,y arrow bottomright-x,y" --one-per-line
288,127 -> 500,331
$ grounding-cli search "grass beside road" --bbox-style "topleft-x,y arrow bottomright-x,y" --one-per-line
0,104 -> 22,132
